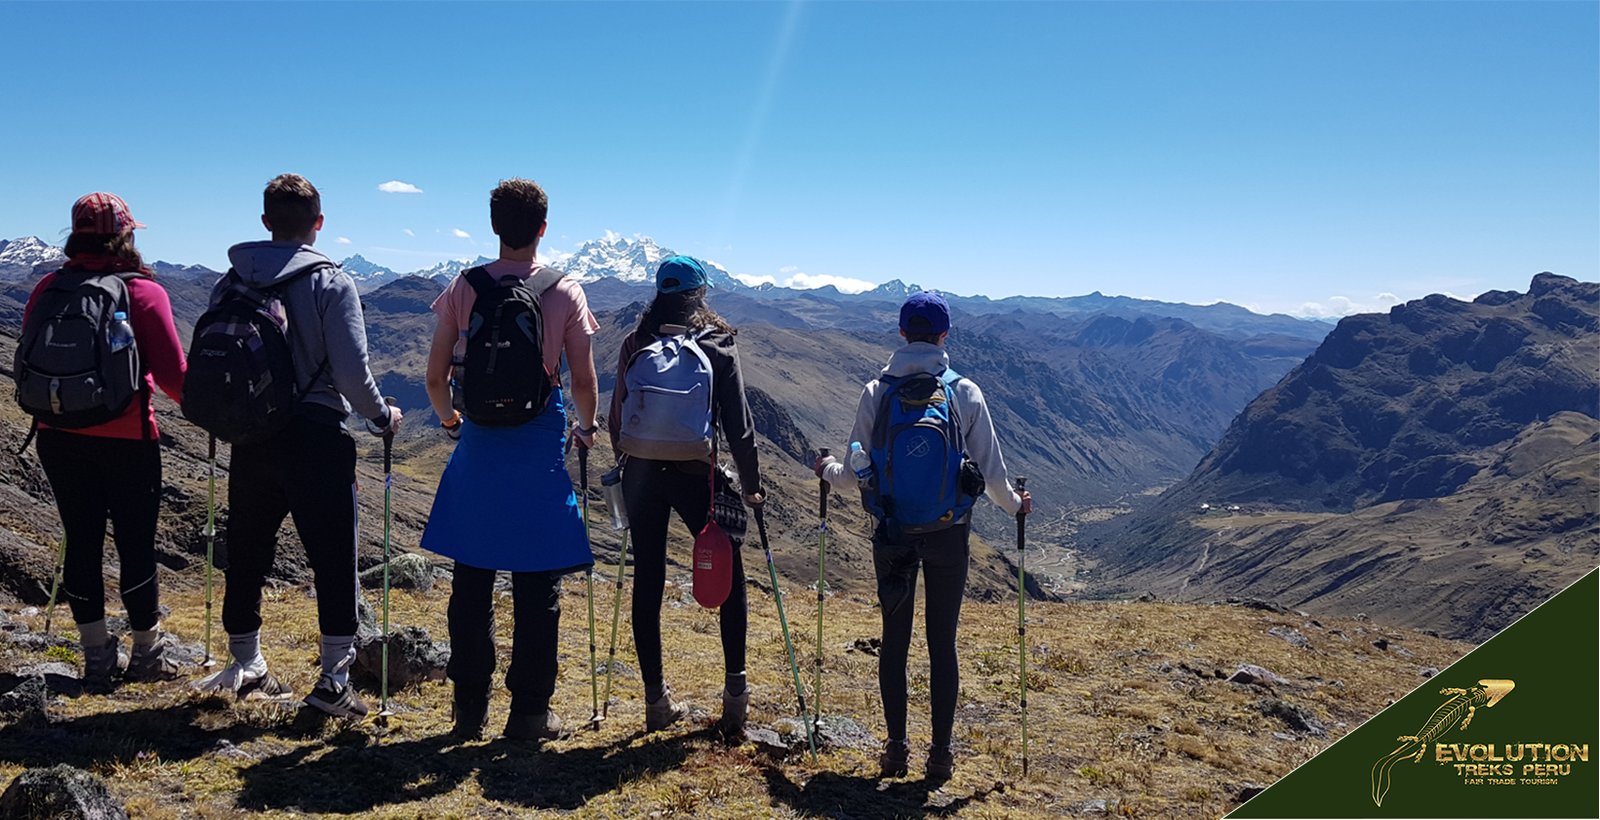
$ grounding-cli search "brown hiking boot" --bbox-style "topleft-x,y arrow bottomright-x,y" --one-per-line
82,637 -> 128,695
879,738 -> 911,778
645,686 -> 688,732
718,685 -> 750,735
126,632 -> 182,683
504,710 -> 566,742
925,744 -> 955,783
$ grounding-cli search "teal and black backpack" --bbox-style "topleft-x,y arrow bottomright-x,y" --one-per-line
864,368 -> 976,534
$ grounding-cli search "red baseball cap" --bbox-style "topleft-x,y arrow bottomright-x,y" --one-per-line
71,192 -> 146,235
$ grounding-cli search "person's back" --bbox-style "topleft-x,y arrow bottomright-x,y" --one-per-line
816,290 -> 1032,783
194,174 -> 400,718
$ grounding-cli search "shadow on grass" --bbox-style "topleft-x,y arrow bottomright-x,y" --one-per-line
0,698 -> 308,771
762,765 -> 1001,819
235,726 -> 713,813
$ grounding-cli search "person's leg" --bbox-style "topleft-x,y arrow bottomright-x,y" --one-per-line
446,561 -> 496,736
203,435 -> 289,694
624,459 -> 674,699
918,524 -> 971,751
506,570 -> 561,715
104,439 -> 163,635
36,431 -> 120,689
873,526 -> 921,745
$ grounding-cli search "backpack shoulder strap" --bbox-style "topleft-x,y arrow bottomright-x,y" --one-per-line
463,266 -> 496,298
526,265 -> 565,296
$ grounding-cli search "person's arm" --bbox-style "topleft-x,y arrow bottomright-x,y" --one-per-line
710,333 -> 761,497
424,314 -> 456,425
317,270 -> 391,425
958,379 -> 1022,514
819,380 -> 877,485
127,278 -> 187,403
566,328 -> 599,444
607,334 -> 636,452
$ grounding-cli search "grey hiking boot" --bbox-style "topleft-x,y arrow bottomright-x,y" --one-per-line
718,685 -> 750,735
645,686 -> 688,732
503,710 -> 566,742
925,744 -> 955,784
879,738 -> 911,778
126,632 -> 183,683
82,637 -> 128,695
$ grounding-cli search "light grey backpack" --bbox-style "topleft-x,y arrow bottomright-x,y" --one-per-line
617,324 -> 715,461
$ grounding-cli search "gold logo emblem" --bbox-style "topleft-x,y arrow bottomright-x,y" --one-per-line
1371,679 -> 1516,806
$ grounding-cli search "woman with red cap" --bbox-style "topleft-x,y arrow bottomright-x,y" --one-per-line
15,193 -> 188,693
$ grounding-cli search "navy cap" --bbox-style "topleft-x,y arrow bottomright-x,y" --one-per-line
899,290 -> 950,335
656,255 -> 711,294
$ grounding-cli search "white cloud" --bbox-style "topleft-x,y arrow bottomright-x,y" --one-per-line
402,228 -> 414,237
377,180 -> 423,194
733,273 -> 779,287
336,236 -> 352,245
452,228 -> 471,239
1292,292 -> 1407,319
601,229 -> 620,243
779,265 -> 800,274
732,268 -> 875,294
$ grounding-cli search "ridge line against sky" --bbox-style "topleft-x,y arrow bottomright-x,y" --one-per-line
0,1 -> 1594,318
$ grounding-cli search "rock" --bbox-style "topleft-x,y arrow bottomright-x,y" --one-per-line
813,715 -> 876,752
1420,667 -> 1440,678
0,764 -> 127,819
596,659 -> 634,679
1257,698 -> 1326,736
1267,626 -> 1309,648
1238,783 -> 1267,802
352,626 -> 450,693
0,674 -> 48,719
743,727 -> 792,758
1223,597 -> 1289,614
1070,798 -> 1108,815
1271,731 -> 1295,742
1372,638 -> 1389,651
849,637 -> 881,656
208,739 -> 256,762
359,553 -> 434,593
1394,645 -> 1414,658
1227,664 -> 1289,686
16,662 -> 80,697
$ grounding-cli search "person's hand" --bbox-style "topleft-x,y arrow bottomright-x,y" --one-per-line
812,454 -> 837,479
440,409 -> 463,440
743,491 -> 765,508
571,422 -> 597,450
370,405 -> 403,437
1017,488 -> 1033,516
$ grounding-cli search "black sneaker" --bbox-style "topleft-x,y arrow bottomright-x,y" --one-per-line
302,676 -> 370,719
239,671 -> 296,703
452,697 -> 490,741
126,632 -> 182,683
925,744 -> 955,784
879,738 -> 911,778
504,709 -> 566,742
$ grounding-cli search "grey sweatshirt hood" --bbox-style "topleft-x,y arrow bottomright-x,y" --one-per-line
228,241 -> 336,288
883,342 -> 950,378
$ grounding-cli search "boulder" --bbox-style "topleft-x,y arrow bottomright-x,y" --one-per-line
1257,698 -> 1327,736
0,674 -> 47,719
16,662 -> 80,697
1227,664 -> 1289,686
359,553 -> 434,593
352,626 -> 449,693
0,764 -> 127,819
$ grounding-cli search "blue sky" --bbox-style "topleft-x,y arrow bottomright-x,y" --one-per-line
1,1 -> 1594,316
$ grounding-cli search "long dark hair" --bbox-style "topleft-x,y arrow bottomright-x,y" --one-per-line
634,287 -> 734,342
63,229 -> 145,273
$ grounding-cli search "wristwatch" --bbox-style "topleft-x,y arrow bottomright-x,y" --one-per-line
441,411 -> 463,430
577,423 -> 599,436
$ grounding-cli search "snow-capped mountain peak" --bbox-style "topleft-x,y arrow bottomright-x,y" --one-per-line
557,234 -> 742,289
0,236 -> 66,271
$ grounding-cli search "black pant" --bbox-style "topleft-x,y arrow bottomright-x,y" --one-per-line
447,562 -> 562,715
874,521 -> 970,748
623,458 -> 748,690
36,430 -> 162,630
222,417 -> 360,638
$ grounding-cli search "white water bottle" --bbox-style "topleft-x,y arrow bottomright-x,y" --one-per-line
109,311 -> 134,353
601,464 -> 628,531
848,441 -> 872,485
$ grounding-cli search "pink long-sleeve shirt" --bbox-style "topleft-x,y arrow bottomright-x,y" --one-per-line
23,271 -> 188,440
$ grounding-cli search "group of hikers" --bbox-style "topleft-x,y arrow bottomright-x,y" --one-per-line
14,176 -> 1031,783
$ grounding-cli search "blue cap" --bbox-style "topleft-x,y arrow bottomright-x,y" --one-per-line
656,255 -> 711,294
899,291 -> 950,335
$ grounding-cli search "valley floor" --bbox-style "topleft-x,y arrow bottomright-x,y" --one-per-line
0,574 -> 1469,818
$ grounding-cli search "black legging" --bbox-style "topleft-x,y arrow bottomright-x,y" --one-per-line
873,522 -> 970,748
447,562 -> 562,715
623,458 -> 747,691
36,429 -> 163,631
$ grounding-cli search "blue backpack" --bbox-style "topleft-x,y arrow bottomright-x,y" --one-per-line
865,368 -> 975,534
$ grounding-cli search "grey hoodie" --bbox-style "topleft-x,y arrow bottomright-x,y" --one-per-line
216,241 -> 388,425
821,342 -> 1022,515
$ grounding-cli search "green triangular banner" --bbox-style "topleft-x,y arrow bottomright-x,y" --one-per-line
1230,569 -> 1598,819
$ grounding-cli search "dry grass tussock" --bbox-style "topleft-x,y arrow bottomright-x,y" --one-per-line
0,575 -> 1467,818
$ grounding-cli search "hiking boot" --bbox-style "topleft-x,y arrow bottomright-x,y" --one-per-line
82,637 -> 129,695
925,744 -> 955,784
879,738 -> 911,778
451,696 -> 490,741
125,632 -> 182,683
193,658 -> 270,697
645,686 -> 688,732
239,671 -> 296,702
718,685 -> 751,735
503,710 -> 566,742
303,675 -> 370,719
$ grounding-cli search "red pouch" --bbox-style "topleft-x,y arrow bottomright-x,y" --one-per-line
692,519 -> 734,608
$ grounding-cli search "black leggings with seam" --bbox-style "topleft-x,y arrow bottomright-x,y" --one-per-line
874,521 -> 970,748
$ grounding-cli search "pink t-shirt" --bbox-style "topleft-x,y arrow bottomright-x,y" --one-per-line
430,259 -> 599,375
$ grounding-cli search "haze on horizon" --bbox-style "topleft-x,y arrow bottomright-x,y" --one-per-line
0,2 -> 1593,319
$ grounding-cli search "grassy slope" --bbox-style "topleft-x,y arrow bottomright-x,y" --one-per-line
0,577 -> 1467,818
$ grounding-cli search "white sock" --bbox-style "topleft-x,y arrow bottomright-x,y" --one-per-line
320,635 -> 356,687
77,619 -> 110,649
229,631 -> 265,671
132,628 -> 159,649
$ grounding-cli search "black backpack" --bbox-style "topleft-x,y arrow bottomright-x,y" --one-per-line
460,265 -> 565,427
14,270 -> 146,441
181,265 -> 328,444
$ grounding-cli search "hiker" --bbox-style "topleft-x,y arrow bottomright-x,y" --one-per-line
609,256 -> 764,734
15,193 -> 187,692
419,178 -> 599,742
192,174 -> 401,717
814,290 -> 1032,782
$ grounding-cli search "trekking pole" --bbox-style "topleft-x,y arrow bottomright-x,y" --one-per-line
378,407 -> 396,727
600,526 -> 629,721
755,504 -> 817,761
1015,476 -> 1029,779
814,448 -> 829,727
42,535 -> 65,635
580,445 -> 600,726
202,435 -> 218,668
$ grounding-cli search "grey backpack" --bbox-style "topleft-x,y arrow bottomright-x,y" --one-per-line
617,324 -> 716,461
14,270 -> 144,437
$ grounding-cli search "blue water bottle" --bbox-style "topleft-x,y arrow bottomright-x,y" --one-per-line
848,441 -> 872,485
109,311 -> 134,352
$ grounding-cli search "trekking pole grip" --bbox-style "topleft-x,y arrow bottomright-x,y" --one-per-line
1015,476 -> 1027,523
818,448 -> 831,519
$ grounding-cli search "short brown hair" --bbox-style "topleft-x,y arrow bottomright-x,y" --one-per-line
490,178 -> 548,250
263,173 -> 321,238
